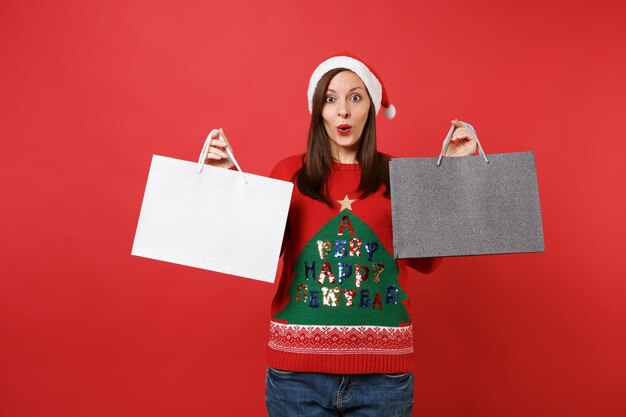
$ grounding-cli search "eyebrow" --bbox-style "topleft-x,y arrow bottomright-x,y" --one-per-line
326,86 -> 366,93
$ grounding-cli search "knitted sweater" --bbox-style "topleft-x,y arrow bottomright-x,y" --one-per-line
266,155 -> 415,374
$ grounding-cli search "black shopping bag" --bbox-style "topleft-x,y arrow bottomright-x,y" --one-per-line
389,124 -> 544,258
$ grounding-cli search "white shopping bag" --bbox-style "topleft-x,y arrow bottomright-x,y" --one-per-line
132,130 -> 293,282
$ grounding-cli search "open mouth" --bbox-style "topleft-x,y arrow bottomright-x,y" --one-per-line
337,124 -> 352,135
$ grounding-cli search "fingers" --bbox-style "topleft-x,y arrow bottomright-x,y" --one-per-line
208,145 -> 229,159
451,119 -> 463,128
446,119 -> 478,157
449,135 -> 476,157
451,132 -> 475,142
218,128 -> 231,147
204,129 -> 230,162
207,139 -> 228,159
444,140 -> 474,157
452,129 -> 474,142
209,128 -> 230,147
201,128 -> 235,169
450,119 -> 475,141
210,138 -> 228,149
209,128 -> 230,156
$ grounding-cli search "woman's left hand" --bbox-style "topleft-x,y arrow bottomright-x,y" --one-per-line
443,119 -> 477,157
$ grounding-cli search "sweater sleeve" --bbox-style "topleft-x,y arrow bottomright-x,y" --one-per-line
269,154 -> 303,182
269,154 -> 303,256
405,257 -> 443,274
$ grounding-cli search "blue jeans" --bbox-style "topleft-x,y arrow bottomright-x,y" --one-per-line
265,368 -> 414,417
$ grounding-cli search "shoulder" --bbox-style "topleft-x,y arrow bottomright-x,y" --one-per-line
270,154 -> 305,182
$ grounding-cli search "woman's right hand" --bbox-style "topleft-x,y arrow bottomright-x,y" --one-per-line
203,128 -> 234,169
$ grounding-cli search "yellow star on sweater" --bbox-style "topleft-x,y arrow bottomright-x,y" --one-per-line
337,195 -> 356,212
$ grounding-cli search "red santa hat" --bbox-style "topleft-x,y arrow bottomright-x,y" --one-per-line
307,52 -> 396,119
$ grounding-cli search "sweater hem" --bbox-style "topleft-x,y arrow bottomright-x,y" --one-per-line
266,346 -> 415,374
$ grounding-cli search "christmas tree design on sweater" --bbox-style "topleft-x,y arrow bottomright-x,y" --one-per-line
274,199 -> 409,327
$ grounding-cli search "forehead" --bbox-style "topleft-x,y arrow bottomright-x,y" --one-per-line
327,70 -> 367,91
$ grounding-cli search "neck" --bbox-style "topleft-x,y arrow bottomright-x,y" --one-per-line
330,148 -> 359,164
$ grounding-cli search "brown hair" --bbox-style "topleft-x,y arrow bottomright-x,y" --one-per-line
295,68 -> 391,206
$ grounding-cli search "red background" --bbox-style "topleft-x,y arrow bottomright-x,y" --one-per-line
2,0 -> 625,416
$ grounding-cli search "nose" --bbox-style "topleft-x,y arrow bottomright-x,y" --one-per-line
338,99 -> 350,119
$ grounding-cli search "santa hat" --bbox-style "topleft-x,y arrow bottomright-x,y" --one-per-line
307,53 -> 396,120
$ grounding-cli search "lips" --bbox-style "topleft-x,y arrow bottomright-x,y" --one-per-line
337,124 -> 352,136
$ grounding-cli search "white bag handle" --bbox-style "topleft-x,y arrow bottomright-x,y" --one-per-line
436,121 -> 489,166
197,129 -> 247,183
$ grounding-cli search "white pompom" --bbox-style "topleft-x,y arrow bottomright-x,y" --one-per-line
384,104 -> 396,119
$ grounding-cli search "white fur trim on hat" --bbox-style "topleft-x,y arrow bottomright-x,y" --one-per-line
307,56 -> 383,116
384,104 -> 396,120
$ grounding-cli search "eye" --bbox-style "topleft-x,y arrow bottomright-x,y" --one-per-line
349,94 -> 362,102
325,95 -> 336,103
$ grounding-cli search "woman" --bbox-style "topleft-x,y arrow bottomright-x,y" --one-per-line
204,54 -> 477,417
